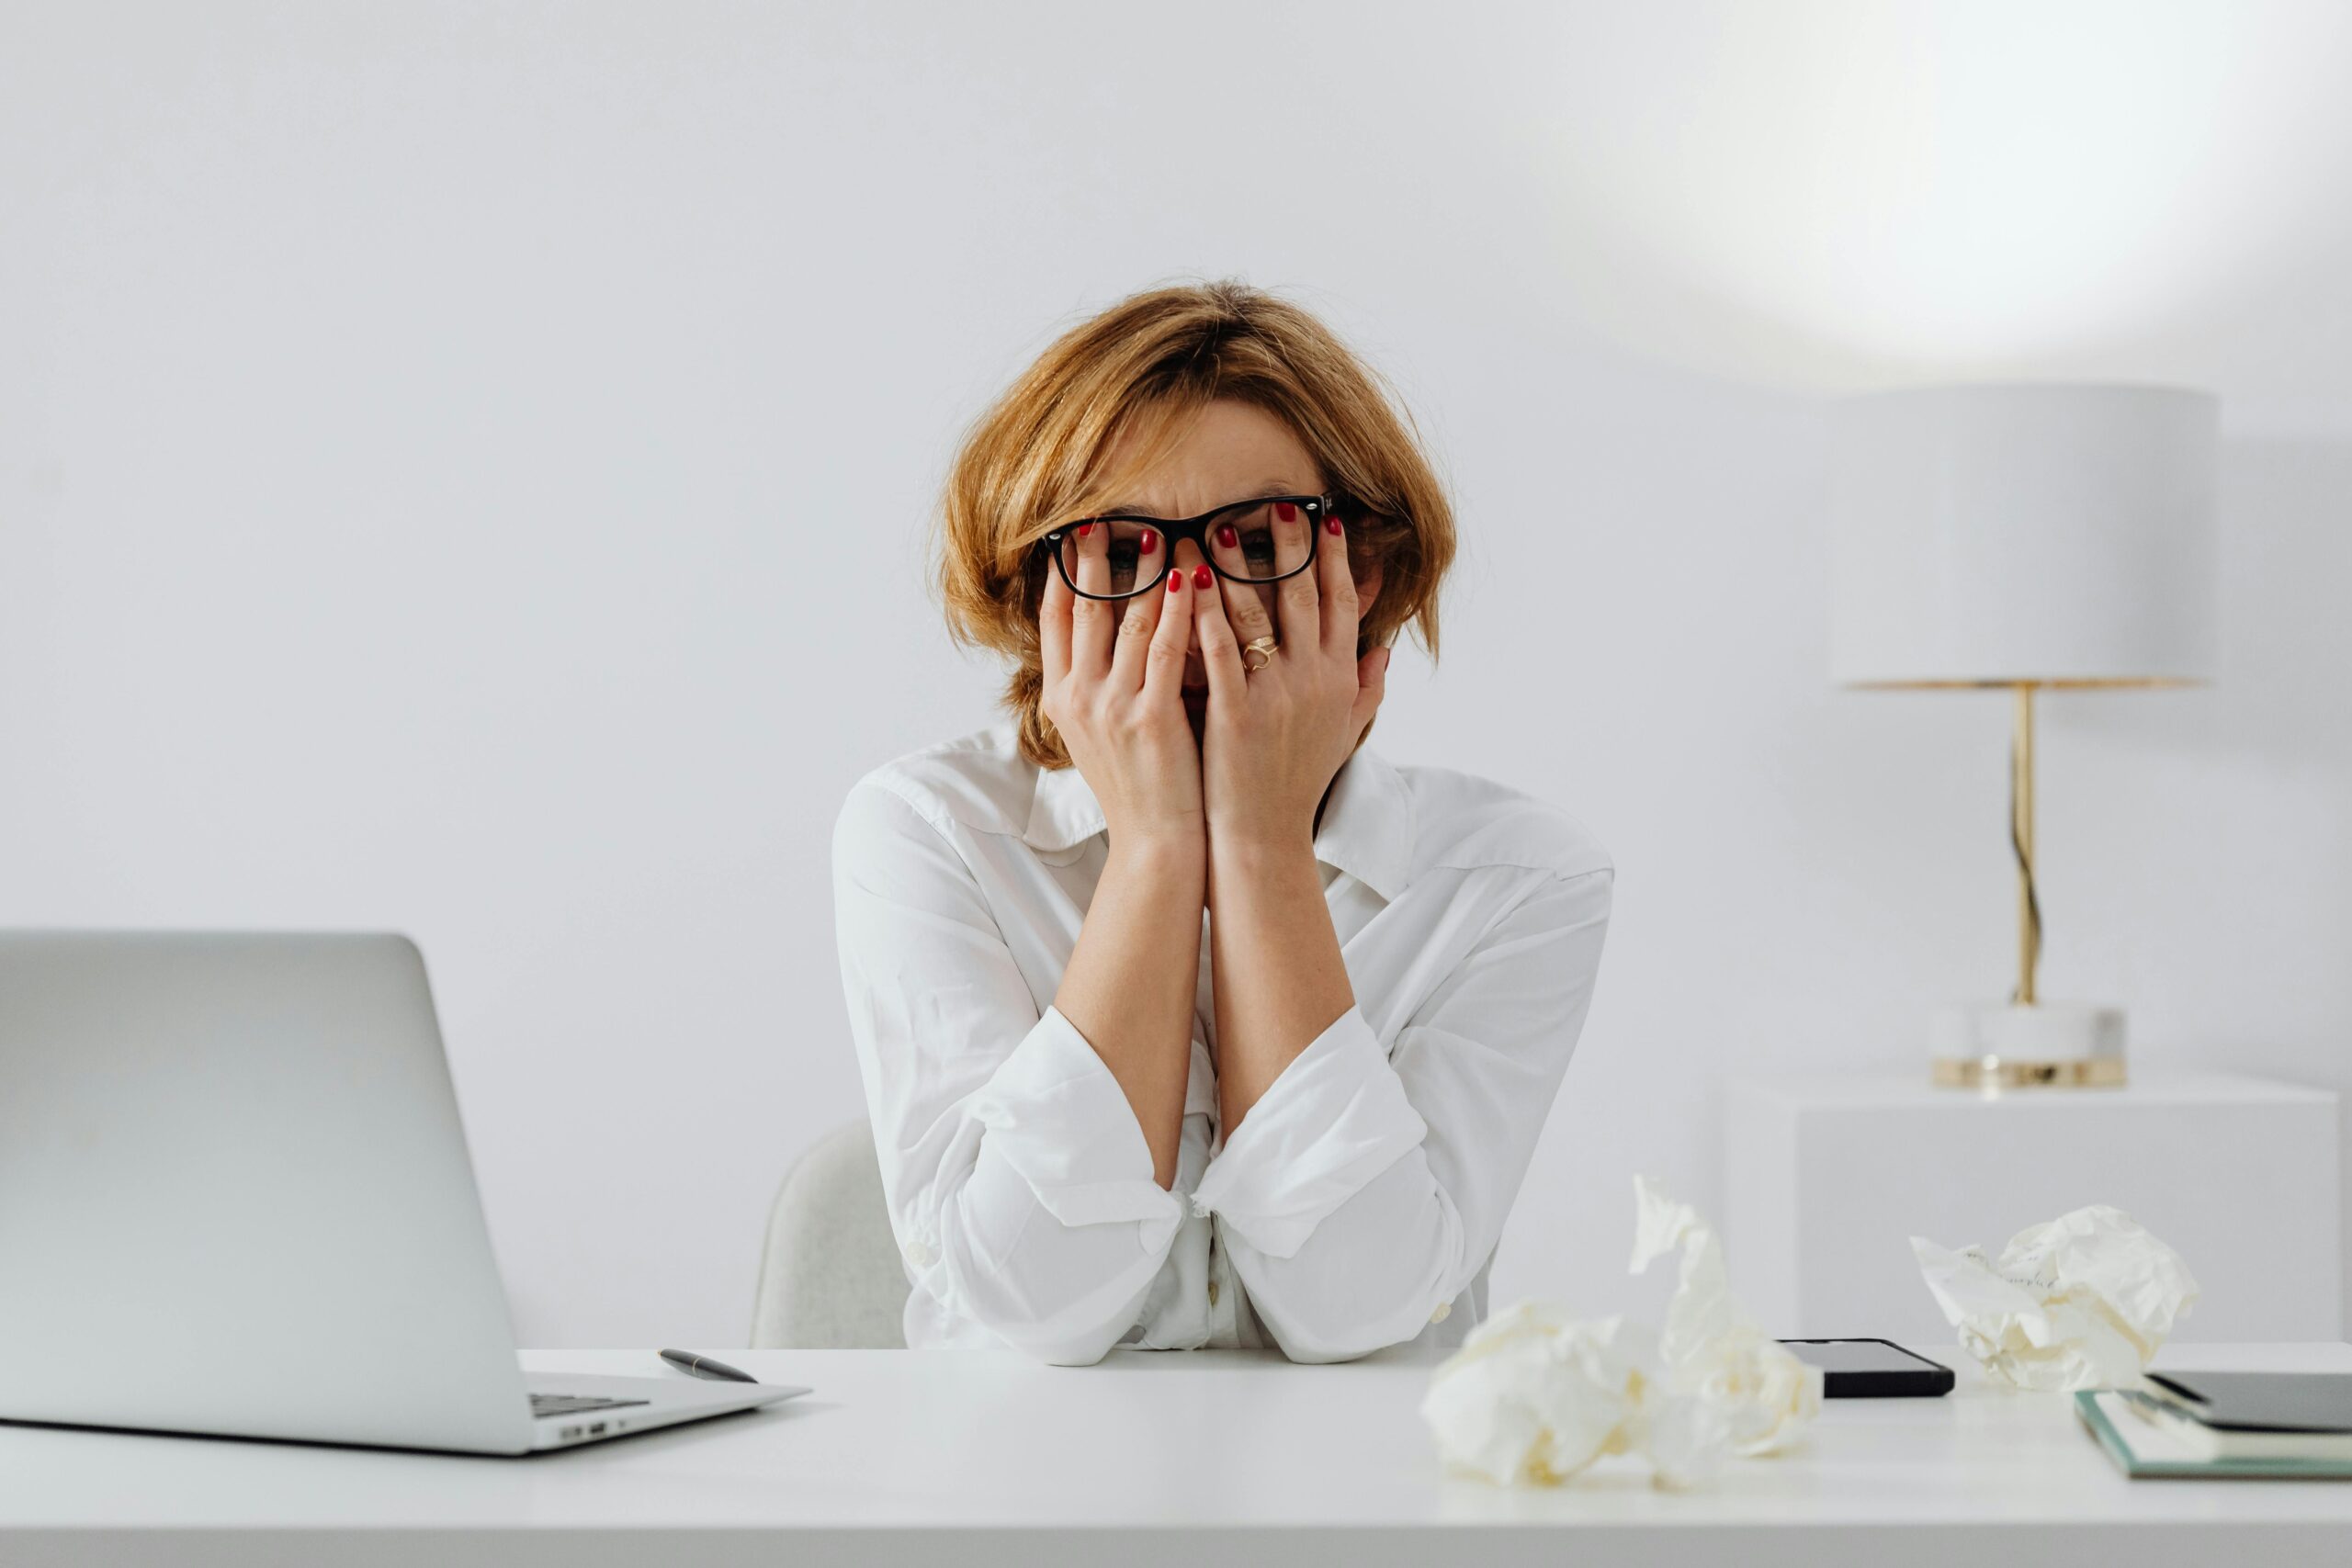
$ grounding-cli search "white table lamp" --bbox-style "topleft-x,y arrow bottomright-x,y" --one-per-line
1828,383 -> 2219,1089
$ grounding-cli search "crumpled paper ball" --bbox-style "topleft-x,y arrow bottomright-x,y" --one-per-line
1420,1176 -> 1822,1489
1634,1325 -> 1822,1488
1417,1303 -> 1656,1485
1629,1176 -> 1824,1482
1912,1203 -> 2199,1392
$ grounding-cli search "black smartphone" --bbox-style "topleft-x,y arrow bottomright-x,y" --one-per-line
1778,1337 -> 1955,1397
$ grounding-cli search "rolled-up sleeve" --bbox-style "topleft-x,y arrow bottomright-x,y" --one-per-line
1193,865 -> 1613,1363
833,780 -> 1183,1365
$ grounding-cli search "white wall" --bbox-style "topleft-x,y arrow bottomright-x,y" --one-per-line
6,2 -> 2347,1346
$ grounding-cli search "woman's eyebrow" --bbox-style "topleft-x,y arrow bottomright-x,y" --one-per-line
1102,480 -> 1307,515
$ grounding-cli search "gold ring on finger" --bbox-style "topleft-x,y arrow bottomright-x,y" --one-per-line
1240,635 -> 1280,673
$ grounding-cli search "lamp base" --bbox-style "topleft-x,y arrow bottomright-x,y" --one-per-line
1928,1001 -> 2127,1089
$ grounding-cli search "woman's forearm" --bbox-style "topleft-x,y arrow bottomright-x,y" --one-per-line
1052,832 -> 1205,1188
1207,830 -> 1355,1135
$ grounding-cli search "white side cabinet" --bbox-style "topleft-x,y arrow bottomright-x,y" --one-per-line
1724,1071 -> 2342,1344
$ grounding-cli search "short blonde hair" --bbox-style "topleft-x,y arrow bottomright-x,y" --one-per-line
936,278 -> 1458,770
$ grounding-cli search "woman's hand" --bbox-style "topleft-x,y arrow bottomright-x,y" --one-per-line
1038,522 -> 1205,852
1189,506 -> 1391,850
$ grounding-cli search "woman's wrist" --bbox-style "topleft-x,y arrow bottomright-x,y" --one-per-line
1205,828 -> 1323,912
1103,824 -> 1208,877
1206,818 -> 1318,864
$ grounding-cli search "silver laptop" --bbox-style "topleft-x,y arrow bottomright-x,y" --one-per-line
0,931 -> 807,1454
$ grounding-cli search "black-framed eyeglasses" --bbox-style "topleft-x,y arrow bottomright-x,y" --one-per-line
1040,493 -> 1340,602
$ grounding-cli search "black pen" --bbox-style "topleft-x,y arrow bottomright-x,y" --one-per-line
658,1348 -> 760,1383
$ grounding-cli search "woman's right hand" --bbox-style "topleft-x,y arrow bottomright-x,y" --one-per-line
1038,524 -> 1204,853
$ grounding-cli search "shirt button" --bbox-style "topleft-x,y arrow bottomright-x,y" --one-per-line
903,1238 -> 935,1269
1430,1300 -> 1452,1324
1207,1279 -> 1220,1306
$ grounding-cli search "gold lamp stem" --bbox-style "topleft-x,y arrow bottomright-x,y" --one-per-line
2011,682 -> 2041,1006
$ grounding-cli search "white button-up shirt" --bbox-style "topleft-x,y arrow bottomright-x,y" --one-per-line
831,722 -> 1612,1365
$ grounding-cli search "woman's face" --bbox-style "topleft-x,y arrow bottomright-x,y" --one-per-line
1089,400 -> 1382,736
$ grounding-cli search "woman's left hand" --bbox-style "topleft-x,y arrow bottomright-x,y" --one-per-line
1188,505 -> 1392,850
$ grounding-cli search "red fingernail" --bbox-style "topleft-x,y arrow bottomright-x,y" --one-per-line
1326,516 -> 1343,535
1077,522 -> 1093,537
1167,571 -> 1182,593
1193,564 -> 1214,590
1275,502 -> 1297,522
1216,524 -> 1238,548
1138,529 -> 1157,554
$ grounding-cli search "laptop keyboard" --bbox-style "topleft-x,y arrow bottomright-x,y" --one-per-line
529,1393 -> 650,1417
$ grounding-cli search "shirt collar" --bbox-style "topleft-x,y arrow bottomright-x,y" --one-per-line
1022,746 -> 1415,902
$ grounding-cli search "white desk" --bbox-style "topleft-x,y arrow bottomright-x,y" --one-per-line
5,1343 -> 2350,1566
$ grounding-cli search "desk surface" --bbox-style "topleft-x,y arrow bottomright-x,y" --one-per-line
6,1342 -> 2352,1568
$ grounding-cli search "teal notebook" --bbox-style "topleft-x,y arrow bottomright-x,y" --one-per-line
2076,1391 -> 2352,1480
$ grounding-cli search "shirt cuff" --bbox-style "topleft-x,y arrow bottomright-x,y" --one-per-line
1189,1005 -> 1428,1258
966,1005 -> 1186,1250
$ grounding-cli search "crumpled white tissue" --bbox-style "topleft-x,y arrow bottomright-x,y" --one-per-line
1420,1177 -> 1822,1489
1416,1303 -> 1657,1485
1628,1175 -> 1824,1481
1912,1203 -> 2199,1392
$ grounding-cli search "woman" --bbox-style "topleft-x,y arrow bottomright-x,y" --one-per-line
833,280 -> 1611,1365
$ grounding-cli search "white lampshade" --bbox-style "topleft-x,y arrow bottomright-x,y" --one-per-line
1828,384 -> 2220,687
